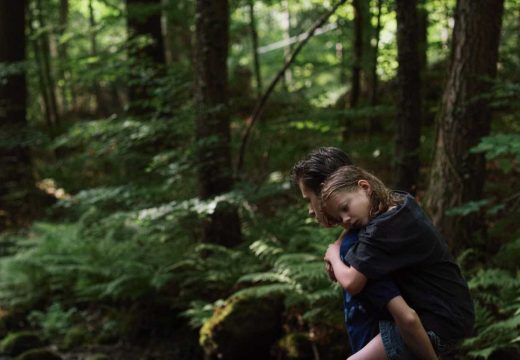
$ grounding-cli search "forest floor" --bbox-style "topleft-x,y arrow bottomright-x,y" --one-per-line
62,342 -> 180,360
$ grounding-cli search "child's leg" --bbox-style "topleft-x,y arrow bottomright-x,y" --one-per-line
347,334 -> 388,360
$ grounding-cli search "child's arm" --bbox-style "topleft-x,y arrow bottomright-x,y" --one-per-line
387,296 -> 438,360
327,238 -> 438,359
324,240 -> 367,294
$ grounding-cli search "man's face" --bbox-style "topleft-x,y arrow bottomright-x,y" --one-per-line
298,180 -> 331,227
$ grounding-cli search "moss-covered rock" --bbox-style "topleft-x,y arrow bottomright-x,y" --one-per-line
85,354 -> 110,360
277,332 -> 312,359
0,331 -> 45,356
59,325 -> 89,350
0,308 -> 26,339
200,295 -> 282,360
0,307 -> 10,339
14,348 -> 62,360
276,326 -> 350,360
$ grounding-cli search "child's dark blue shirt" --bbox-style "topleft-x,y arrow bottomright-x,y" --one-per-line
340,230 -> 401,353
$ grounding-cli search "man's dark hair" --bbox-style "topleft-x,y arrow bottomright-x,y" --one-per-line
290,147 -> 353,195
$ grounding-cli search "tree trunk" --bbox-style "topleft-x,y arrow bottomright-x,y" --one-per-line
425,0 -> 504,252
0,0 -> 37,230
194,0 -> 241,247
417,0 -> 428,75
282,0 -> 293,90
249,0 -> 262,99
88,0 -> 110,115
360,0 -> 373,90
350,0 -> 362,110
394,0 -> 422,195
337,18 -> 347,85
57,0 -> 70,113
27,1 -> 54,134
126,0 -> 166,115
342,0 -> 363,141
368,0 -> 383,134
36,0 -> 60,128
162,0 -> 176,64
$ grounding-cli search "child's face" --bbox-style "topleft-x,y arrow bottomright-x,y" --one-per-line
323,184 -> 371,229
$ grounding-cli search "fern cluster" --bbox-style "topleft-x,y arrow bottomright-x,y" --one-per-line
463,262 -> 520,358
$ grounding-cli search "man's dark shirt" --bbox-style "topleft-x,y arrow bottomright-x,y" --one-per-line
345,192 -> 475,341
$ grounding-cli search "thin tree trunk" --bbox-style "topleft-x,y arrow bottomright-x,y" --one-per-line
337,18 -> 347,85
425,0 -> 504,252
88,0 -> 109,115
57,0 -> 70,113
350,0 -> 362,109
360,0 -> 373,90
162,0 -> 177,64
194,0 -> 241,247
249,0 -> 262,98
342,0 -> 363,141
0,1 -> 37,229
394,0 -> 422,194
126,0 -> 166,115
368,0 -> 383,134
417,0 -> 428,74
342,0 -> 362,141
27,3 -> 54,134
282,0 -> 293,89
36,0 -> 60,128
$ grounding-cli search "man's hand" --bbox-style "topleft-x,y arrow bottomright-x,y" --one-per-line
323,238 -> 368,295
324,240 -> 341,263
325,261 -> 337,282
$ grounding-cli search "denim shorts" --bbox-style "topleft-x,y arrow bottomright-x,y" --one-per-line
379,320 -> 450,359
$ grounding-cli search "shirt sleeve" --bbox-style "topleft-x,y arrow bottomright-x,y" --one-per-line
345,223 -> 437,279
362,276 -> 401,311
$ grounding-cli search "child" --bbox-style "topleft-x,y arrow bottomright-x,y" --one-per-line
291,148 -> 437,359
322,165 -> 475,359
336,228 -> 439,359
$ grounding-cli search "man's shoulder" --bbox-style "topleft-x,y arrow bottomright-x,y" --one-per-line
362,193 -> 427,237
340,229 -> 360,257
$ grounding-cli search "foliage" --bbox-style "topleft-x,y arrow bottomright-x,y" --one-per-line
0,331 -> 45,356
0,0 -> 519,358
463,265 -> 520,358
28,303 -> 77,341
470,133 -> 520,173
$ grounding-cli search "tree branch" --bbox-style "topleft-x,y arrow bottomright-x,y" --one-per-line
236,0 -> 348,173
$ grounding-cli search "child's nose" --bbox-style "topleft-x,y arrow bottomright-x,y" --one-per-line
342,215 -> 351,224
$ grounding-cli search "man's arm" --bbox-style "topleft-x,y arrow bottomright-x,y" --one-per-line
387,296 -> 438,360
324,239 -> 367,294
324,229 -> 348,282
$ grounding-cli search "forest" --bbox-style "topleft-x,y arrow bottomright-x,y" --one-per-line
0,0 -> 518,359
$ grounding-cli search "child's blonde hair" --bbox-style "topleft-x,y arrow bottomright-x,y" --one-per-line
321,165 -> 402,219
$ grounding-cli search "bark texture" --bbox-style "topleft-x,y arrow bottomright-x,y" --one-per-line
194,0 -> 241,247
425,0 -> 504,251
0,0 -> 36,230
126,0 -> 166,114
394,0 -> 422,194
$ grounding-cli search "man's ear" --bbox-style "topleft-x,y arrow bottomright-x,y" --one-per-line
358,179 -> 372,195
